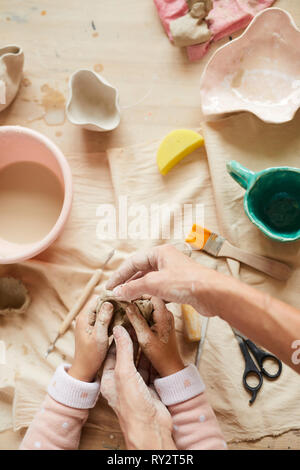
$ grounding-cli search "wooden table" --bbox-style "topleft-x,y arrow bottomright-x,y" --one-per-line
0,0 -> 299,450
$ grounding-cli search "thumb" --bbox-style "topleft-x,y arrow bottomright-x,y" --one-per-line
112,272 -> 163,301
113,325 -> 136,376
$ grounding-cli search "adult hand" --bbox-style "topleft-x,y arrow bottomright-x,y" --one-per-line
68,296 -> 114,382
100,325 -> 176,450
126,296 -> 184,377
106,244 -> 226,317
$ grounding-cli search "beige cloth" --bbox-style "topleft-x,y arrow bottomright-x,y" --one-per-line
0,141 -> 220,448
0,131 -> 299,445
202,110 -> 300,441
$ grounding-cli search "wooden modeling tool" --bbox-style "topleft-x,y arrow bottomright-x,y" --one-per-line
182,304 -> 209,368
45,249 -> 115,358
186,224 -> 291,281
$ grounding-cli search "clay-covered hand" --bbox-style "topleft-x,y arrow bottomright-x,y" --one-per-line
126,297 -> 184,377
100,325 -> 176,450
106,244 -> 224,317
68,296 -> 114,382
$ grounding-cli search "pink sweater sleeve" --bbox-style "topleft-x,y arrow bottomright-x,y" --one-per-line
20,364 -> 101,450
154,365 -> 227,450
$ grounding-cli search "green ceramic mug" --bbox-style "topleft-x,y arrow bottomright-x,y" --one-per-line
226,161 -> 300,242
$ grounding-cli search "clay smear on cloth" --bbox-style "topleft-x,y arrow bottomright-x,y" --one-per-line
0,277 -> 30,315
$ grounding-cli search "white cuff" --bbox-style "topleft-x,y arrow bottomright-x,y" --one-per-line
154,364 -> 205,406
48,364 -> 101,409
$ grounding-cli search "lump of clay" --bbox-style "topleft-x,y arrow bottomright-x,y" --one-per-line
0,277 -> 30,315
170,0 -> 213,47
170,14 -> 212,47
187,0 -> 212,14
88,291 -> 154,336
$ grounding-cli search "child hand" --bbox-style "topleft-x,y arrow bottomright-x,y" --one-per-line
68,295 -> 114,382
127,296 -> 184,377
100,325 -> 176,450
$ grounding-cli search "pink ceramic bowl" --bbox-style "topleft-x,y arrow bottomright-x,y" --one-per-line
200,8 -> 300,124
0,126 -> 72,264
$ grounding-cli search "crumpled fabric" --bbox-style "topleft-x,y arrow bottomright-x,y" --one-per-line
153,0 -> 275,61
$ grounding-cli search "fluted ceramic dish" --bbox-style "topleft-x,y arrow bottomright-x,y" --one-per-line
200,8 -> 300,124
66,69 -> 120,131
0,45 -> 24,112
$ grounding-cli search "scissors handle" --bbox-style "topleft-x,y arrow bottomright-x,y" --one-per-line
245,339 -> 282,379
236,336 -> 263,405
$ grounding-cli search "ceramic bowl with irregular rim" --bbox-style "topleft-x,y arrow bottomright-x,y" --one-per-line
0,126 -> 73,264
66,69 -> 121,132
200,8 -> 300,124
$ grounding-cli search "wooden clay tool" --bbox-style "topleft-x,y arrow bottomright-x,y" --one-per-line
182,304 -> 209,368
186,224 -> 291,281
45,249 -> 115,358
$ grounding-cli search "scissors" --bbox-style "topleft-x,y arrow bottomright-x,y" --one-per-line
232,328 -> 282,405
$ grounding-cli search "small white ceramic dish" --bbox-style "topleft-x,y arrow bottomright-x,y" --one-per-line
66,69 -> 120,131
200,8 -> 300,124
0,45 -> 24,112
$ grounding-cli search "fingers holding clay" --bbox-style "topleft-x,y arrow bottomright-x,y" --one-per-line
126,303 -> 153,349
106,249 -> 158,292
113,325 -> 136,377
94,301 -> 114,353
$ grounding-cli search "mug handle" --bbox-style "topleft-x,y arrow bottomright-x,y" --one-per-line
226,160 -> 255,190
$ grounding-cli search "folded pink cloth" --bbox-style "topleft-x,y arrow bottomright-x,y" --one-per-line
153,0 -> 275,61
153,0 -> 188,39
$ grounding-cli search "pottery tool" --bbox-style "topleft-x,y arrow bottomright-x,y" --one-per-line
186,224 -> 291,281
157,129 -> 204,175
231,326 -> 282,405
45,249 -> 115,358
182,304 -> 201,342
226,258 -> 282,404
195,317 -> 209,368
181,304 -> 209,368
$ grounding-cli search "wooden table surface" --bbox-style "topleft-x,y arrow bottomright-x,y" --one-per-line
0,0 -> 299,450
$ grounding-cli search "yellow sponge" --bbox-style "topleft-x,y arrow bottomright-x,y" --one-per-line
182,304 -> 202,342
157,129 -> 204,175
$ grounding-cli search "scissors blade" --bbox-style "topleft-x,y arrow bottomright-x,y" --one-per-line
231,327 -> 248,341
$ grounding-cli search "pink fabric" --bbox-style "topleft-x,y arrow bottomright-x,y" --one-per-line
48,364 -> 101,409
153,0 -> 275,61
153,0 -> 188,39
170,393 -> 227,450
20,363 -> 226,450
20,395 -> 88,450
154,364 -> 206,405
154,364 -> 226,450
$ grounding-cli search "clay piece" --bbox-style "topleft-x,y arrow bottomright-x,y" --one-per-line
170,0 -> 212,47
66,69 -> 121,132
0,45 -> 24,113
88,291 -> 154,336
0,277 -> 30,315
